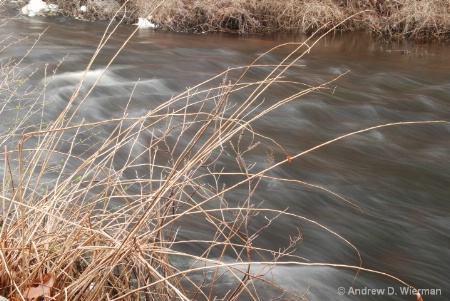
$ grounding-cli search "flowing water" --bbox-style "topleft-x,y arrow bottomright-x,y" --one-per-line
1,6 -> 449,301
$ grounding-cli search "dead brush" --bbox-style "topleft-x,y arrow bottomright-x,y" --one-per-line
277,0 -> 345,33
47,0 -> 450,38
343,0 -> 450,40
0,5 -> 438,301
126,0 -> 347,33
381,0 -> 450,40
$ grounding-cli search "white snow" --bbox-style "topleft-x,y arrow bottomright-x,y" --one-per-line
21,0 -> 59,17
134,17 -> 157,29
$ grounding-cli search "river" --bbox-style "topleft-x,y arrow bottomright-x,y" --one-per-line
1,6 -> 449,301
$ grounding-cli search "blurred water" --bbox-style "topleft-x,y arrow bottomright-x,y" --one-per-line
1,6 -> 449,300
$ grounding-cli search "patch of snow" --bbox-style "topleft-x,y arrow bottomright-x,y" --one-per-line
134,17 -> 157,29
21,0 -> 59,17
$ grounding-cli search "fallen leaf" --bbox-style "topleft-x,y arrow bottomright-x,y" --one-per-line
15,273 -> 56,301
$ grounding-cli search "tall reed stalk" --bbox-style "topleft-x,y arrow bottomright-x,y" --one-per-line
0,7 -> 440,301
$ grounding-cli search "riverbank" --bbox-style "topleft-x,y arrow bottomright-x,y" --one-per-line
12,0 -> 450,40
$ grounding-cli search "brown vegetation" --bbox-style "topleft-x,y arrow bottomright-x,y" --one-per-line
1,14 -> 352,301
1,3 -> 442,300
46,0 -> 450,40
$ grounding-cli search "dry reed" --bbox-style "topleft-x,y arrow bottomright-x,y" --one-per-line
0,6 -> 441,301
9,0 -> 450,39
10,0 -> 450,39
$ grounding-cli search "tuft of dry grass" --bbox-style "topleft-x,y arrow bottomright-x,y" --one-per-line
12,0 -> 450,39
379,0 -> 450,40
0,6 -> 441,301
53,0 -> 122,20
128,0 -> 346,34
0,13 -> 345,300
128,0 -> 450,39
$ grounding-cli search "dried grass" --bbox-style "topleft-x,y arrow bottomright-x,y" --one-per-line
379,0 -> 450,39
13,0 -> 450,39
127,0 -> 346,34
54,0 -> 122,20
127,0 -> 450,39
0,6 -> 441,301
0,14 -> 339,301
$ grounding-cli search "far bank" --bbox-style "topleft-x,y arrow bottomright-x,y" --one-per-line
12,0 -> 450,41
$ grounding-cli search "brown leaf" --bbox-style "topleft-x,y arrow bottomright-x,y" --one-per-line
16,273 -> 56,301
